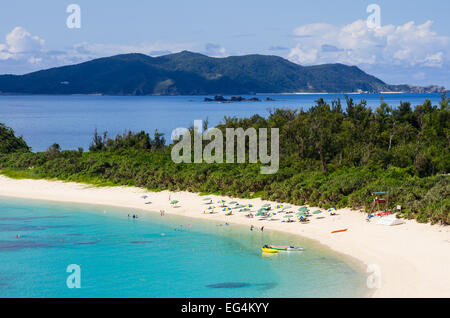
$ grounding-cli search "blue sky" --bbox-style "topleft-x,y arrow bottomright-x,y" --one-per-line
0,0 -> 449,87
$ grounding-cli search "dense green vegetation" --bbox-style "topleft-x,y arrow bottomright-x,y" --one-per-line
0,95 -> 449,224
0,51 -> 423,95
0,123 -> 29,153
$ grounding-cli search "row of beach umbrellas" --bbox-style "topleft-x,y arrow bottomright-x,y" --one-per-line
200,197 -> 336,218
144,195 -> 335,219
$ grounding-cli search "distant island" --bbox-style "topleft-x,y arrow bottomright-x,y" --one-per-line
204,95 -> 273,102
0,51 -> 446,95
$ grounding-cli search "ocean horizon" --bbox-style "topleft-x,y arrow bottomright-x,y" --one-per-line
0,93 -> 442,152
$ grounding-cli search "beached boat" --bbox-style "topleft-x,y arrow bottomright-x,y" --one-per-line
261,247 -> 278,253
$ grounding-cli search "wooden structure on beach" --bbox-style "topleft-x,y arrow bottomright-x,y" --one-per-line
370,191 -> 390,214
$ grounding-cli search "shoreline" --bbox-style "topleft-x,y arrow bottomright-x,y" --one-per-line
0,175 -> 449,297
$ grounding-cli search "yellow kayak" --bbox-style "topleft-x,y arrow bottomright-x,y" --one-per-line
261,247 -> 278,253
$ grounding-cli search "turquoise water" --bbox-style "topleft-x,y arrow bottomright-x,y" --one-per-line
0,93 -> 441,151
0,196 -> 367,298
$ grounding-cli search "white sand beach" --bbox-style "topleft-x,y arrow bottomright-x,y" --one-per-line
0,175 -> 449,298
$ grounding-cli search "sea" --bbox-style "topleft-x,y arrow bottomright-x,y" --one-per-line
0,196 -> 368,297
0,93 -> 442,152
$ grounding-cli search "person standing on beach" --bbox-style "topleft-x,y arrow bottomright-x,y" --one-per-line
261,226 -> 264,232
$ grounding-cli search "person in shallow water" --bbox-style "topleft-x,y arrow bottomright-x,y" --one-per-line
261,226 -> 264,232
250,225 -> 254,231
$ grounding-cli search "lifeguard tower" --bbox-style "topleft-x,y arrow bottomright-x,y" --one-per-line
370,191 -> 391,216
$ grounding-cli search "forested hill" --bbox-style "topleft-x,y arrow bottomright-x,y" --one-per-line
0,51 -> 444,95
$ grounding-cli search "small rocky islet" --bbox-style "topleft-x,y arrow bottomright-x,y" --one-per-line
204,94 -> 276,102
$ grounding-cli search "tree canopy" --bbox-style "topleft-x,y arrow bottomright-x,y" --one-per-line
0,95 -> 449,224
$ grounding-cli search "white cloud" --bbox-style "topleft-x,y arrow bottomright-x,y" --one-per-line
68,41 -> 193,59
5,26 -> 44,54
0,26 -> 195,74
288,46 -> 318,64
203,43 -> 227,57
288,19 -> 450,69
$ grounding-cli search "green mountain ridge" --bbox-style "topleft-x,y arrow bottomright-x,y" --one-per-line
0,51 -> 445,95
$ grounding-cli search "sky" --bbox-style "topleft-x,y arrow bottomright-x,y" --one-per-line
0,0 -> 449,87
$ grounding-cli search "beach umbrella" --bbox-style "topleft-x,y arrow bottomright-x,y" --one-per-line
268,212 -> 276,217
218,200 -> 226,203
223,207 -> 232,211
170,200 -> 179,205
312,210 -> 322,214
275,205 -> 283,209
284,214 -> 294,221
207,206 -> 215,210
246,204 -> 254,208
298,206 -> 309,212
328,208 -> 336,212
258,208 -> 268,212
202,197 -> 211,201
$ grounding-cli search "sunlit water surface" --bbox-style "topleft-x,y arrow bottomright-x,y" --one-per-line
0,197 -> 368,297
